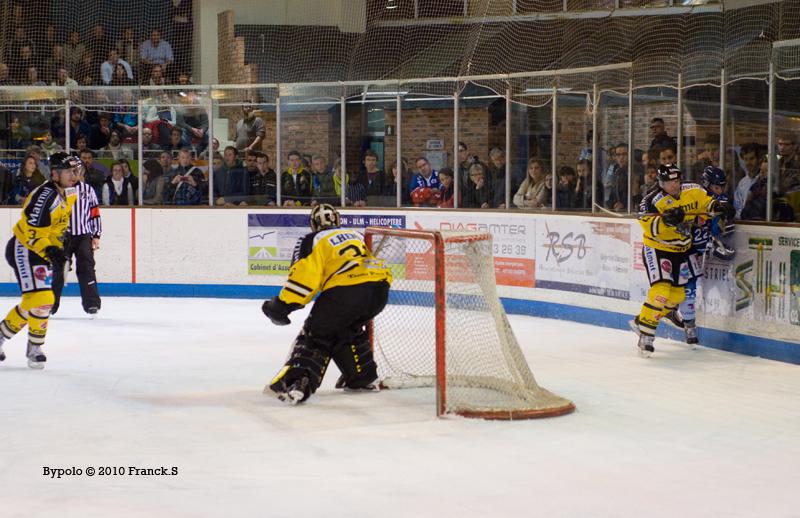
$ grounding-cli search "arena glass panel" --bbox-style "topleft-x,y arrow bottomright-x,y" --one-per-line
139,86 -> 209,207
597,89 -> 630,214
681,84 -> 720,185
508,91 -> 553,212
632,86 -> 679,209
774,75 -> 800,223
211,86 -> 277,208
554,91 -> 591,212
278,86 -> 341,208
400,83 -> 455,210
345,90 -> 399,208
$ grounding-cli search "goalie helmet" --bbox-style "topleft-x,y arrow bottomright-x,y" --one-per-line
701,166 -> 727,189
49,152 -> 81,172
310,203 -> 341,232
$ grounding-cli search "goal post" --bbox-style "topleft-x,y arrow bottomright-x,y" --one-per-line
365,227 -> 575,420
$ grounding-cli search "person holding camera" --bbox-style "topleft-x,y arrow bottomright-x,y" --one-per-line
164,148 -> 206,205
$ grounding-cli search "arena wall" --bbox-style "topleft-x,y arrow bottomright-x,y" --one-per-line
0,207 -> 797,364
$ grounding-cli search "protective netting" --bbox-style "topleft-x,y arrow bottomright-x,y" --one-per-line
367,228 -> 575,419
235,1 -> 797,96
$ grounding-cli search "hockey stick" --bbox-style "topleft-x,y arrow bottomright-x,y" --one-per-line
592,203 -> 726,218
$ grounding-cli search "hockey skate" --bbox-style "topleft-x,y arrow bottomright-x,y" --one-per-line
662,309 -> 685,329
335,374 -> 381,392
628,317 -> 641,336
636,334 -> 655,358
684,320 -> 698,349
87,307 -> 99,319
269,376 -> 310,406
0,341 -> 5,362
26,343 -> 46,370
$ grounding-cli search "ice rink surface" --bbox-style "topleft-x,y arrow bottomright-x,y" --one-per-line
1,296 -> 798,518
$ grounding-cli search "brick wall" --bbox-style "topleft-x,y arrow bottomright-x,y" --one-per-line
217,10 -> 258,84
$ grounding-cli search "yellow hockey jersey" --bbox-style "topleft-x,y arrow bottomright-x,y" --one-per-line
278,228 -> 392,306
639,183 -> 715,253
13,181 -> 77,259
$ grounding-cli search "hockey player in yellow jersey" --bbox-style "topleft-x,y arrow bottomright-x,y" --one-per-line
262,203 -> 392,404
630,164 -> 733,357
0,152 -> 78,368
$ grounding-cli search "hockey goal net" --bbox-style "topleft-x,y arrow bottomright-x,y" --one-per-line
365,227 -> 574,420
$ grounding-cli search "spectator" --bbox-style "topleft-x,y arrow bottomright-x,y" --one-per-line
27,146 -> 50,176
0,162 -> 13,205
574,158 -> 593,210
657,144 -> 677,167
142,159 -> 166,205
199,137 -> 219,160
40,131 -> 63,157
89,112 -> 113,150
638,163 -> 659,206
735,143 -> 762,219
101,129 -> 133,160
11,45 -> 35,83
73,134 -> 90,157
101,49 -> 134,85
52,66 -> 78,88
166,127 -> 186,153
486,147 -> 505,187
215,146 -> 249,206
691,134 -> 720,182
407,157 -> 441,203
79,150 -> 106,201
310,155 -> 337,205
437,167 -> 455,208
462,162 -> 493,209
0,62 -> 11,85
147,63 -> 166,86
235,105 -> 265,151
140,29 -> 174,76
9,116 -> 31,152
101,162 -> 134,206
649,117 -> 675,151
176,71 -> 192,85
163,149 -> 205,205
141,127 -> 162,158
556,166 -> 577,209
175,100 -> 208,153
603,142 -> 629,211
248,150 -> 277,206
159,150 -> 175,176
7,154 -> 46,205
64,31 -> 85,78
120,159 -> 139,198
741,158 -> 774,220
281,150 -> 313,206
170,0 -> 193,76
514,158 -> 547,209
777,132 -> 800,196
115,26 -> 139,77
43,44 -> 67,85
362,149 -> 384,197
385,158 -> 410,205
457,141 -> 474,182
25,65 -> 45,86
579,130 -> 593,162
6,26 -> 34,66
88,25 -> 112,72
111,90 -> 138,137
345,177 -> 367,207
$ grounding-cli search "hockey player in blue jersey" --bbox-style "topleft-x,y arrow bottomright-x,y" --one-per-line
663,166 -> 735,345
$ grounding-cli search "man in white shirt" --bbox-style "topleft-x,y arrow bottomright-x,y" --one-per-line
734,143 -> 762,219
100,49 -> 133,84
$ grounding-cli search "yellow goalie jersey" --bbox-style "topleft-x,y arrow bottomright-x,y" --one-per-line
639,183 -> 715,253
13,182 -> 77,259
278,228 -> 392,306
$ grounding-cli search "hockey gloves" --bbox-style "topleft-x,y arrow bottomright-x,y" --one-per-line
711,200 -> 736,220
262,298 -> 301,326
45,246 -> 66,272
661,207 -> 685,226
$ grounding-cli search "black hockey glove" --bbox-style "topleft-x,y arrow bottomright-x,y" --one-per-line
711,200 -> 735,220
661,207 -> 685,227
44,246 -> 66,272
262,298 -> 301,326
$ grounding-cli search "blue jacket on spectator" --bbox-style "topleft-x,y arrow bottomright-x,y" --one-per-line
407,170 -> 441,197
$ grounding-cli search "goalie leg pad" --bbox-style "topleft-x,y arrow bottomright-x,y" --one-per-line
268,331 -> 331,403
332,328 -> 378,390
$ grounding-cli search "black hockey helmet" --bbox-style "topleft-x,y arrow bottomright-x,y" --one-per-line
49,152 -> 81,172
656,164 -> 681,184
310,203 -> 341,232
701,166 -> 727,188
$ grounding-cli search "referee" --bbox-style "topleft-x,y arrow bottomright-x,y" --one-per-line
51,161 -> 102,315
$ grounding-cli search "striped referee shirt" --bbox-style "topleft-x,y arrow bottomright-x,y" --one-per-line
69,181 -> 102,238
